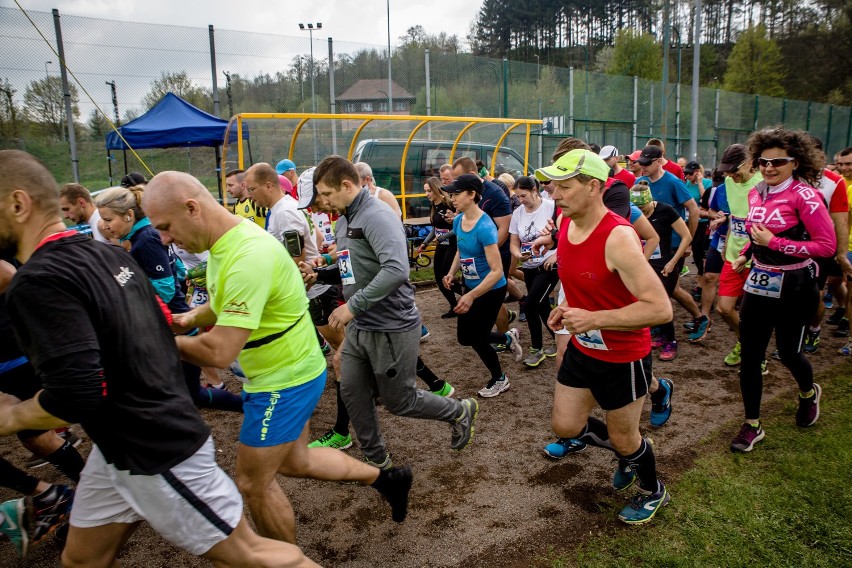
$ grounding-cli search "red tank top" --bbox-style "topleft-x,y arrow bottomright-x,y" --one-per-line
557,211 -> 651,363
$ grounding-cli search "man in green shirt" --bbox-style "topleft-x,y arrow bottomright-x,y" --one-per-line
143,172 -> 412,545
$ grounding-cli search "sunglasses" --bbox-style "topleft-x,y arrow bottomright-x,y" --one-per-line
757,157 -> 795,168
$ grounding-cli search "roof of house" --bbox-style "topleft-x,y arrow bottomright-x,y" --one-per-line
337,79 -> 416,101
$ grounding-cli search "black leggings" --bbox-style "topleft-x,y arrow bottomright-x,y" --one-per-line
434,243 -> 458,310
739,265 -> 819,419
458,285 -> 506,380
521,265 -> 559,350
692,222 -> 708,276
655,257 -> 684,341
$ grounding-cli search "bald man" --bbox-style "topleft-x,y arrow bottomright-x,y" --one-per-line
0,150 -> 317,567
143,171 -> 412,545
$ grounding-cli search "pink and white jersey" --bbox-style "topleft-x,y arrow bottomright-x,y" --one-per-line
744,178 -> 836,266
816,168 -> 849,214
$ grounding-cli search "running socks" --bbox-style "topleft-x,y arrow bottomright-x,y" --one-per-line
46,440 -> 84,483
577,417 -> 615,452
0,457 -> 39,495
371,466 -> 413,523
199,385 -> 244,412
333,382 -> 351,436
415,357 -> 442,392
620,438 -> 659,493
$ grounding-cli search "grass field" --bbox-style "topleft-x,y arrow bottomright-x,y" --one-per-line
545,361 -> 852,568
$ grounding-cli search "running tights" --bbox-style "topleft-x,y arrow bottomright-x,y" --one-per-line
434,243 -> 458,311
521,265 -> 559,350
457,285 -> 506,380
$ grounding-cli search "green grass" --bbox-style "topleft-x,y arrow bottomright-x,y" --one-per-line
551,362 -> 852,568
409,265 -> 435,283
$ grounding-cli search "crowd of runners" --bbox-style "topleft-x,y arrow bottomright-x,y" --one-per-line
0,125 -> 848,565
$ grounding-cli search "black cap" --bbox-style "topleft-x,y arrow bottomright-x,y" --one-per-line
683,160 -> 701,175
718,144 -> 747,173
636,145 -> 663,166
442,173 -> 482,194
120,172 -> 148,187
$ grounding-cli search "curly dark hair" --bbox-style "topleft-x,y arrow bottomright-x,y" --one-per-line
746,127 -> 824,187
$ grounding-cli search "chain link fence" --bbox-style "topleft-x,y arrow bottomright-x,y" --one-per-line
2,6 -> 851,191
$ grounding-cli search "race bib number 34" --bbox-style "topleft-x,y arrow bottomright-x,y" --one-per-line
338,249 -> 356,285
460,257 -> 480,281
744,266 -> 784,298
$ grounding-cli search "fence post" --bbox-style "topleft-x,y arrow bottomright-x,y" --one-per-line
689,0 -> 702,160
425,48 -> 431,140
826,105 -> 833,154
847,107 -> 852,147
713,89 -> 720,164
632,76 -> 638,151
328,38 -> 337,154
753,95 -> 759,131
502,58 -> 508,118
208,24 -> 223,199
781,98 -> 787,124
649,83 -> 654,136
52,9 -> 79,182
675,82 -> 681,158
806,101 -> 812,131
568,67 -> 574,136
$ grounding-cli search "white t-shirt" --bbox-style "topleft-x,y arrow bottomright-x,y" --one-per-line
87,208 -> 110,243
267,195 -> 320,261
509,198 -> 557,267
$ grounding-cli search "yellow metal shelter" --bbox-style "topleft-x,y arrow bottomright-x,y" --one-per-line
221,113 -> 542,219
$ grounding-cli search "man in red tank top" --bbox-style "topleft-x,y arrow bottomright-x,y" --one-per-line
536,149 -> 674,525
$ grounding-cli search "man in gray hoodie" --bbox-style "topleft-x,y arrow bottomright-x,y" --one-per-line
301,156 -> 478,468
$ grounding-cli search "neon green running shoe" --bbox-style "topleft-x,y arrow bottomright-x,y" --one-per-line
724,341 -> 742,366
432,382 -> 455,397
308,430 -> 353,450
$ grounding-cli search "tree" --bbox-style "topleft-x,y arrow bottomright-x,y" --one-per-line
0,78 -> 20,139
723,24 -> 786,97
23,76 -> 80,138
87,109 -> 110,140
605,30 -> 662,81
142,71 -> 210,111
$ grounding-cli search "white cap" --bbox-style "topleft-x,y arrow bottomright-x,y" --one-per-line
297,167 -> 317,209
598,145 -> 619,159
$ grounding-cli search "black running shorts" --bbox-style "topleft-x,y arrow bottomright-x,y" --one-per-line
557,341 -> 652,411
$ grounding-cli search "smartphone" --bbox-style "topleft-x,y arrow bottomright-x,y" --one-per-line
283,230 -> 303,257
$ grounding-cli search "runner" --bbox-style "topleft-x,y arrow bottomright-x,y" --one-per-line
729,128 -> 835,453
0,149 -> 317,567
416,177 -> 458,317
537,149 -> 673,524
143,170 -> 415,543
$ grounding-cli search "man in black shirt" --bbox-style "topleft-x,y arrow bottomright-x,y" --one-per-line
0,150 -> 316,567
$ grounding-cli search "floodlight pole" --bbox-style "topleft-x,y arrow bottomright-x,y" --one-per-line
387,0 -> 392,115
299,22 -> 322,164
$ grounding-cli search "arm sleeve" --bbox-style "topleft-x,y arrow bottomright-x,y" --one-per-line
421,228 -> 436,247
767,190 -> 837,258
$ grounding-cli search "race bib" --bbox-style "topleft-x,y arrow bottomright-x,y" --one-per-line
743,266 -> 784,298
716,236 -> 727,253
435,228 -> 450,244
575,329 -> 609,350
189,287 -> 209,308
520,242 -> 533,256
338,249 -> 356,285
649,245 -> 662,260
731,216 -> 747,238
460,257 -> 480,281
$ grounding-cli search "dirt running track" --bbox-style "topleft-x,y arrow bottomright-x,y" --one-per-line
2,270 -> 849,567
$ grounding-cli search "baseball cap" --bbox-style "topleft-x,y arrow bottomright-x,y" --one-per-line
629,182 -> 653,207
636,146 -> 663,166
276,159 -> 296,174
627,150 -> 642,162
442,173 -> 483,194
120,171 -> 147,188
717,144 -> 748,173
297,167 -> 317,209
683,160 -> 701,175
535,149 -> 610,183
598,145 -> 619,159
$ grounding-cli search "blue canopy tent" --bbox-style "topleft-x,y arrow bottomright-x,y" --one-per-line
105,92 -> 249,200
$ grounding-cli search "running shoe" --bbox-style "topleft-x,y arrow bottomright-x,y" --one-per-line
827,307 -> 846,326
420,325 -> 430,342
308,429 -> 353,450
833,318 -> 849,338
506,328 -> 523,362
618,484 -> 670,524
730,422 -> 765,453
795,383 -> 822,427
803,329 -> 820,354
373,466 -> 413,523
450,398 -> 479,450
320,338 -> 332,355
440,309 -> 458,319
543,438 -> 587,459
770,349 -> 781,361
57,429 -> 82,448
612,460 -> 637,491
650,378 -> 674,427
823,290 -> 833,309
724,341 -> 742,366
432,381 -> 455,398
365,454 -> 394,471
0,498 -> 31,558
25,454 -> 48,469
523,349 -> 546,367
838,342 -> 852,356
506,309 -> 518,325
490,342 -> 508,353
682,319 -> 697,332
478,374 -> 510,398
680,265 -> 690,276
543,346 -> 558,358
651,333 -> 667,349
762,359 -> 769,376
691,286 -> 702,303
687,316 -> 711,342
519,311 -> 527,323
659,340 -> 678,361
31,485 -> 73,544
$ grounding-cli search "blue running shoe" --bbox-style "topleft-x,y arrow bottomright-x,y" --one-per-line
618,484 -> 671,524
420,325 -> 430,342
0,497 -> 31,557
687,316 -> 711,342
650,378 -> 673,427
543,438 -> 587,459
612,459 -> 636,491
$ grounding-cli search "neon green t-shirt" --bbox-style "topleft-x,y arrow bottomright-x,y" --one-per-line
208,219 -> 325,393
724,171 -> 763,263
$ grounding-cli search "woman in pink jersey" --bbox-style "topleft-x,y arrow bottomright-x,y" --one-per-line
729,128 -> 836,453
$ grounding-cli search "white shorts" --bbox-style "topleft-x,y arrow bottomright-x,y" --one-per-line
554,286 -> 571,336
71,437 -> 242,556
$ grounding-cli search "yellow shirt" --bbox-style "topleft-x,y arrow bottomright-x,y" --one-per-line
233,198 -> 267,228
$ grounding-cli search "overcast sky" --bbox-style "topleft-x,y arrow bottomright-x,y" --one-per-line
2,0 -> 481,47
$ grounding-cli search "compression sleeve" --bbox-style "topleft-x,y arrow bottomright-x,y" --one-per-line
37,349 -> 105,424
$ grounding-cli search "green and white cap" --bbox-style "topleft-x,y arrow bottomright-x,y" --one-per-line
535,149 -> 610,183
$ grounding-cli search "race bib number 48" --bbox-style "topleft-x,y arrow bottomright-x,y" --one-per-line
744,266 -> 784,298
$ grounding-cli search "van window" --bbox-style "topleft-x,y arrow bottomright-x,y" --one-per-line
487,149 -> 525,176
421,146 -> 476,179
